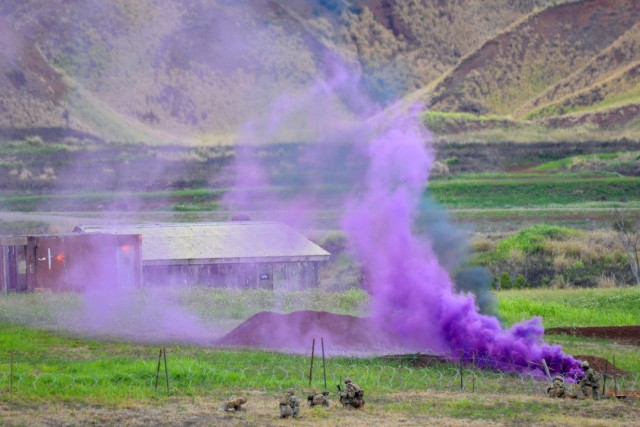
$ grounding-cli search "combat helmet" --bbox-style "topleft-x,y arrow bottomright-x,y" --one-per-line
554,375 -> 563,381
581,361 -> 590,368
344,377 -> 352,384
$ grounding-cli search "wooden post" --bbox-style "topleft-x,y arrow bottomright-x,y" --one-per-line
309,338 -> 316,386
602,360 -> 608,397
541,359 -> 551,381
613,355 -> 618,398
163,347 -> 169,394
459,351 -> 464,391
321,337 -> 327,391
155,348 -> 162,390
10,351 -> 13,393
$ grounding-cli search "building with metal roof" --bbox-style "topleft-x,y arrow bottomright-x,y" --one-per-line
73,222 -> 330,289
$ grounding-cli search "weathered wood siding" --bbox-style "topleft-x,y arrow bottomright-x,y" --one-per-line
143,261 -> 321,289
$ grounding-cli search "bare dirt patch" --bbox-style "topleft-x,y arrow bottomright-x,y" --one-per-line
0,391 -> 638,427
546,326 -> 640,347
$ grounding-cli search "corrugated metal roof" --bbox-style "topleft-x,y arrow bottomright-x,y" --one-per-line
74,222 -> 330,262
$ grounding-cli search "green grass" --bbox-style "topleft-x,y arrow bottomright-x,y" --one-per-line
0,288 -> 639,403
0,323 -> 521,402
428,176 -> 640,208
498,288 -> 640,328
545,334 -> 640,375
532,151 -> 640,172
493,224 -> 581,260
2,173 -> 639,211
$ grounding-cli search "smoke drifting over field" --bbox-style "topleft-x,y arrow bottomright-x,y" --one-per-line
220,57 -> 580,376
0,1 -> 580,377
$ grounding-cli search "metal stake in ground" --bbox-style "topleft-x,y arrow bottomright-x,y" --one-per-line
613,355 -> 618,398
309,338 -> 315,387
10,350 -> 13,394
321,337 -> 327,391
163,347 -> 169,394
602,360 -> 609,397
459,351 -> 464,391
155,348 -> 163,390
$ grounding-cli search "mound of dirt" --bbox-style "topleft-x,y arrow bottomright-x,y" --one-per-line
216,310 -> 404,354
546,326 -> 640,347
572,355 -> 630,377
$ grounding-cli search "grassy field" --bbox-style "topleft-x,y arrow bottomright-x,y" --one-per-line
0,288 -> 638,425
497,288 -> 640,328
1,173 -> 639,213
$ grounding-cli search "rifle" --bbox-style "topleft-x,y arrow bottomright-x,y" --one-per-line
337,384 -> 342,392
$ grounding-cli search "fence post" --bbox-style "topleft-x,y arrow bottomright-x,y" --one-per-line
155,348 -> 162,390
309,338 -> 315,386
163,347 -> 169,394
613,355 -> 618,398
10,350 -> 13,393
321,337 -> 327,391
602,360 -> 608,397
459,351 -> 464,391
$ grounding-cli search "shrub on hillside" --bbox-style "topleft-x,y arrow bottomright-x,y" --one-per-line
473,225 -> 634,288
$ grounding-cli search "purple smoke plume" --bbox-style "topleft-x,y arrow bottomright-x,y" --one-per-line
219,54 -> 581,377
341,104 -> 581,378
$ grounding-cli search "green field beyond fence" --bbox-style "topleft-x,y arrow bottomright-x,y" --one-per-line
0,288 -> 638,404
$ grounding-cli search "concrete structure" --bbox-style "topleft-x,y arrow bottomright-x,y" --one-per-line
73,222 -> 330,289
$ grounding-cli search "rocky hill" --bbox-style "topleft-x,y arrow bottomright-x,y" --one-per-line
2,0 -> 638,143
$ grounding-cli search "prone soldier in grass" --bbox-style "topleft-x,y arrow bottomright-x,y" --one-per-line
307,391 -> 330,407
219,396 -> 247,412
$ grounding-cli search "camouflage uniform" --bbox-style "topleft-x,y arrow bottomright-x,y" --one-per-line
279,389 -> 301,418
308,391 -> 329,407
339,377 -> 364,409
547,375 -> 566,398
220,396 -> 247,412
579,361 -> 600,400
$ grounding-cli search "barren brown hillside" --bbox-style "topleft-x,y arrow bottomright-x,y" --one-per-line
0,0 -> 559,141
526,23 -> 640,115
429,0 -> 640,119
0,15 -> 68,128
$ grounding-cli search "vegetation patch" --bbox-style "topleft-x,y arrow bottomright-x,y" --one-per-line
428,176 -> 640,208
498,288 -> 640,329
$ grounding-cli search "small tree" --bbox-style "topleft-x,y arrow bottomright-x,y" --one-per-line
514,274 -> 529,289
499,272 -> 512,290
613,208 -> 640,286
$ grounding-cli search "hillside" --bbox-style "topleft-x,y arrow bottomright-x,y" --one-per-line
426,0 -> 640,135
0,0 -> 562,143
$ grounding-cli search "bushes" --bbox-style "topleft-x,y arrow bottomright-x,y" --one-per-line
473,225 -> 633,288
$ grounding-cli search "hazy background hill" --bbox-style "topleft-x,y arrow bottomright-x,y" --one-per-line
0,0 -> 581,143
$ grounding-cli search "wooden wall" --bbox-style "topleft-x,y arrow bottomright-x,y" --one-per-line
143,261 -> 321,290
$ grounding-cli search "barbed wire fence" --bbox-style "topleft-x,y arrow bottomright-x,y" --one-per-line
0,347 -> 637,399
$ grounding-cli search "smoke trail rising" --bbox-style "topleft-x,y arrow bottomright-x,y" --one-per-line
342,105 -> 581,377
